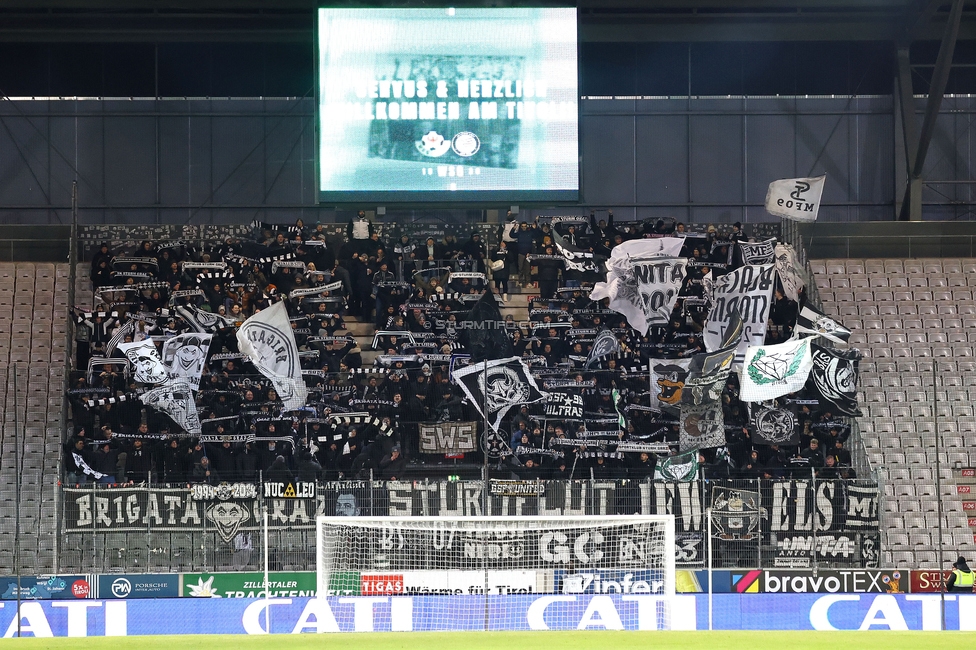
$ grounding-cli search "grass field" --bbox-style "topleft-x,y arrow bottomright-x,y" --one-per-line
6,631 -> 976,649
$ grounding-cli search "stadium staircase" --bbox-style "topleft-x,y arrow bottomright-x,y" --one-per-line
0,262 -> 69,574
813,258 -> 976,567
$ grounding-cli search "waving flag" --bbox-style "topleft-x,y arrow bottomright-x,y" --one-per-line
585,328 -> 620,369
765,175 -> 826,222
237,301 -> 308,410
452,357 -> 546,432
795,304 -> 851,344
739,337 -> 813,403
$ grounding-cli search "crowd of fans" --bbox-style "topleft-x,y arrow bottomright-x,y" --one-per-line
65,211 -> 855,487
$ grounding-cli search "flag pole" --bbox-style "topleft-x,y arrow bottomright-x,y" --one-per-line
707,506 -> 713,631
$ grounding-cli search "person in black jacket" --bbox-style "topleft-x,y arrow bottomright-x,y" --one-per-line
348,253 -> 371,319
296,451 -> 323,482
535,245 -> 563,300
378,445 -> 406,480
236,442 -> 261,482
491,241 -> 512,300
265,455 -> 295,484
162,438 -> 187,485
190,456 -> 222,485
125,439 -> 154,484
461,232 -> 487,274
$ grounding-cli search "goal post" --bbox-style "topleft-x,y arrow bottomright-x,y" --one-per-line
316,515 -> 676,631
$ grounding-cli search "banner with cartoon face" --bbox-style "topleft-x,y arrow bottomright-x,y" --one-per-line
161,333 -> 213,391
117,339 -> 169,384
649,358 -> 692,413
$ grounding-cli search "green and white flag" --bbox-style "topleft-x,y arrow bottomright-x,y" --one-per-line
739,337 -> 813,402
654,450 -> 699,482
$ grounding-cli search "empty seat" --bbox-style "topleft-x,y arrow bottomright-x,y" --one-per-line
845,260 -> 865,274
825,260 -> 847,274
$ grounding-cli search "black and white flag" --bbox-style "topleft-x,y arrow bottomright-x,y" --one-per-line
679,402 -> 726,452
161,333 -> 213,391
585,328 -> 620,369
176,305 -> 236,333
751,404 -> 801,446
703,264 -> 775,365
738,237 -> 776,265
452,356 -> 546,432
809,344 -> 862,416
795,304 -> 851,345
117,339 -> 169,384
105,320 -> 135,357
140,379 -> 202,435
590,239 -> 686,334
845,484 -> 880,528
711,486 -> 763,540
765,175 -> 826,222
237,301 -> 308,410
679,343 -> 737,451
774,243 -> 805,302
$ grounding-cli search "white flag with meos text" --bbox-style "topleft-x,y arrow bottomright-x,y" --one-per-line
236,301 -> 308,410
765,175 -> 825,222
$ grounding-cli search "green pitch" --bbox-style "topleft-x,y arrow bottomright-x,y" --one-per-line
5,632 -> 976,649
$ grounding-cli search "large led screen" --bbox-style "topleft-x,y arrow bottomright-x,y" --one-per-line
316,7 -> 579,203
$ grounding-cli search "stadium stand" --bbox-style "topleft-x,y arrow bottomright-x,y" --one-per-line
45,217 -> 885,575
0,262 -> 68,574
814,258 -> 976,567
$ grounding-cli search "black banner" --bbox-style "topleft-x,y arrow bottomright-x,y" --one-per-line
62,478 -> 877,567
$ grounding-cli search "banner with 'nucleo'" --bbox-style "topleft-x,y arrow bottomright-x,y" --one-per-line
1,594 -> 976,635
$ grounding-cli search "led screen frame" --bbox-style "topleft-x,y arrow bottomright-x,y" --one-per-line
315,6 -> 580,205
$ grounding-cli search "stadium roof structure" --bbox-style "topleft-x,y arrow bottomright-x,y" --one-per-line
0,1 -> 974,43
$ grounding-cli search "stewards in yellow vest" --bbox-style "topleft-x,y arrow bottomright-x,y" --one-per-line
946,556 -> 975,592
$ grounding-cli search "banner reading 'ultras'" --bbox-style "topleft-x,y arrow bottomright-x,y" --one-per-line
317,8 -> 579,203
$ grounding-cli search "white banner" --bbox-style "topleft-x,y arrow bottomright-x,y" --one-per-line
140,379 -> 202,435
117,339 -> 168,384
765,175 -> 825,222
703,264 -> 775,365
591,243 -> 687,334
161,333 -> 213,391
739,337 -> 814,403
236,301 -> 308,410
634,257 -> 688,329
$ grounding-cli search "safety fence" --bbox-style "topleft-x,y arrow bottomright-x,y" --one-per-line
57,477 -> 879,574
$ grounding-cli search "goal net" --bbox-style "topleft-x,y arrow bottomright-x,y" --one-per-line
316,515 -> 675,631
